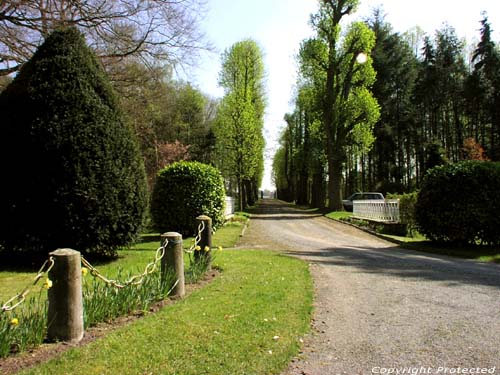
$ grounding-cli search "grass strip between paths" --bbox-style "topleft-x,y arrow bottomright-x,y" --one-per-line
19,249 -> 313,375
325,211 -> 500,263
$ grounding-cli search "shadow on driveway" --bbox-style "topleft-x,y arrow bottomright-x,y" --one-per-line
285,245 -> 500,289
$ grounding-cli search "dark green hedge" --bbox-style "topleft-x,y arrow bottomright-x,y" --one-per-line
415,161 -> 500,245
151,161 -> 226,236
0,27 -> 148,258
387,192 -> 418,234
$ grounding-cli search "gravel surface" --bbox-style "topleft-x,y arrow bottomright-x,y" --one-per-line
238,200 -> 500,375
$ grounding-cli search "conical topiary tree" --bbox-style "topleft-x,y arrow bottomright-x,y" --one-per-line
0,27 -> 148,258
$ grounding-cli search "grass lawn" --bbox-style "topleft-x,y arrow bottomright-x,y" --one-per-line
325,211 -> 353,221
18,250 -> 312,375
1,213 -> 314,374
325,211 -> 500,263
0,214 -> 250,303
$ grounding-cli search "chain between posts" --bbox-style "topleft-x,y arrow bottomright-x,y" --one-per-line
1,257 -> 55,313
185,220 -> 205,254
81,239 -> 167,289
2,218 -> 217,311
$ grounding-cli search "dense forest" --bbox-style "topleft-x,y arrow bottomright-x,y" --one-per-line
273,3 -> 499,209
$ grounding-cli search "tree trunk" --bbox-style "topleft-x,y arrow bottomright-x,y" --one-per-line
311,167 -> 325,209
326,133 -> 345,210
237,176 -> 244,211
331,159 -> 344,211
245,179 -> 255,207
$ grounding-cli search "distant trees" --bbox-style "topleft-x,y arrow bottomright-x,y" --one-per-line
273,84 -> 325,207
366,12 -> 500,194
367,10 -> 418,193
275,0 -> 379,210
214,39 -> 266,210
0,27 -> 148,258
274,6 -> 500,208
468,15 -> 500,160
0,0 -> 218,192
120,69 -> 217,187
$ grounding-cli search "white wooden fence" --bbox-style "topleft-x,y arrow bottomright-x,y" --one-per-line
353,199 -> 400,223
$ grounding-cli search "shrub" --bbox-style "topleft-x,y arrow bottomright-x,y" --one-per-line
415,161 -> 500,245
0,27 -> 148,258
151,161 -> 226,236
387,192 -> 418,234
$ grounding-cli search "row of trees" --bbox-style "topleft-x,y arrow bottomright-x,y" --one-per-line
1,0 -> 219,190
1,0 -> 267,208
0,1 -> 267,259
274,0 -> 500,209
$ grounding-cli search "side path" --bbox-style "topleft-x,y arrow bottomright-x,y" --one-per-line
238,199 -> 500,375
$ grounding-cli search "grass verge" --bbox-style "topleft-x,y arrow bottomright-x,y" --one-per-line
0,213 -> 249,303
325,211 -> 500,263
325,211 -> 353,221
18,250 -> 313,375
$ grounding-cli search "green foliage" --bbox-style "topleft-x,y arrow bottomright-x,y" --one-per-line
17,250 -> 313,375
299,5 -> 381,210
0,294 -> 47,358
424,139 -> 449,172
0,27 -> 148,258
415,161 -> 500,245
215,39 -> 266,209
151,161 -> 226,236
0,220 -> 245,359
387,192 -> 418,234
83,269 -> 176,328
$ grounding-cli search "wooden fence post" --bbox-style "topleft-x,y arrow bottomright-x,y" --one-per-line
160,232 -> 185,298
195,215 -> 212,268
47,248 -> 84,343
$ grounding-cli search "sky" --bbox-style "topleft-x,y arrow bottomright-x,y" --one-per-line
187,0 -> 500,191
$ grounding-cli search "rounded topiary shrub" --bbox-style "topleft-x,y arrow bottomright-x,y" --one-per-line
415,161 -> 500,245
151,161 -> 226,236
0,27 -> 148,258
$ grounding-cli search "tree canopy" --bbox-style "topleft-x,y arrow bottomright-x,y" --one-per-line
274,5 -> 500,208
297,0 -> 380,210
214,39 -> 266,209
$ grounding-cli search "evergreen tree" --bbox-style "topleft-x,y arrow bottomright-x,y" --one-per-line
470,14 -> 500,160
0,27 -> 148,258
368,10 -> 418,193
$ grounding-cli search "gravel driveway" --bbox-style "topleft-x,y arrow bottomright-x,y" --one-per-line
238,200 -> 500,375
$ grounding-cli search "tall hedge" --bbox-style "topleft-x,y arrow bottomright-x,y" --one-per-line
0,27 -> 148,258
151,161 -> 225,236
415,161 -> 500,245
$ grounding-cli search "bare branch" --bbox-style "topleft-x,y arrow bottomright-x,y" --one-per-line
0,0 -> 212,76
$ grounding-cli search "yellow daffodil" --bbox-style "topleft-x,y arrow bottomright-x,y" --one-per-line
204,246 -> 210,252
218,246 -> 223,251
195,245 -> 201,251
43,278 -> 53,290
10,318 -> 19,326
81,267 -> 88,276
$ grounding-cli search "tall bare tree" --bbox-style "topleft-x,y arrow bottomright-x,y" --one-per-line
0,0 -> 210,75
